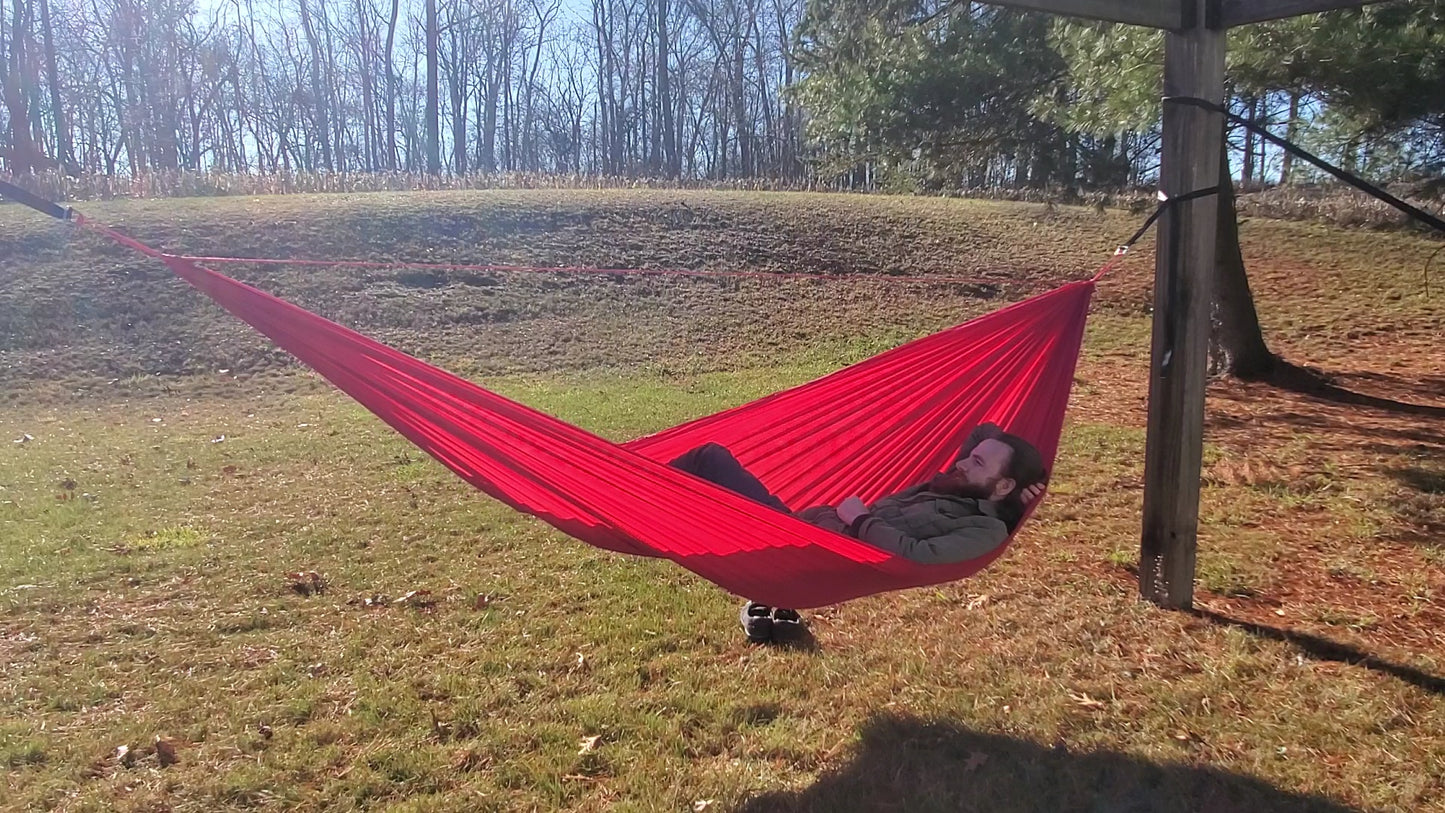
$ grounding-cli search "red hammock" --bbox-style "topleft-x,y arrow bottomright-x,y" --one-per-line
83,220 -> 1094,608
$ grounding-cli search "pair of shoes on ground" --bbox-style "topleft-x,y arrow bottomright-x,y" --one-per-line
739,601 -> 803,644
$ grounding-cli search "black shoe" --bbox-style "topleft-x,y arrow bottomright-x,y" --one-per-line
740,601 -> 773,643
771,608 -> 804,639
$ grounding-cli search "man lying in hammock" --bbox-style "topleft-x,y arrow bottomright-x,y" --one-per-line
669,423 -> 1048,643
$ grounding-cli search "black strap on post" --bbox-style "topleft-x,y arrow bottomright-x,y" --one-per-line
0,179 -> 71,220
1164,95 -> 1445,236
1129,186 -> 1222,247
1119,185 -> 1222,254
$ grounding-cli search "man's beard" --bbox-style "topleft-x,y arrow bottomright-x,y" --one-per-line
927,471 -> 999,500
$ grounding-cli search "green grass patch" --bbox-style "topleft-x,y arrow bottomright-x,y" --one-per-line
129,525 -> 205,552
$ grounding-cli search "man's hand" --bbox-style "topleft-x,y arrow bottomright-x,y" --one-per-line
1019,482 -> 1046,505
836,496 -> 870,525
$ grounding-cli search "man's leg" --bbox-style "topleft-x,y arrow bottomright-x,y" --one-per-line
670,443 -> 799,644
668,443 -> 789,513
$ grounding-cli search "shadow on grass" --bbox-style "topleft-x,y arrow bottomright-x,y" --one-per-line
1384,464 -> 1445,547
1210,386 -> 1444,458
1391,465 -> 1445,494
766,622 -> 820,652
1267,360 -> 1445,418
738,714 -> 1360,813
1210,365 -> 1444,547
1193,609 -> 1445,697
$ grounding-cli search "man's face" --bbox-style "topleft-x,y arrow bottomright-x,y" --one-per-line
930,438 -> 1016,500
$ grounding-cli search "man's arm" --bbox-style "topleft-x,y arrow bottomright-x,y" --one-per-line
850,514 -> 1009,565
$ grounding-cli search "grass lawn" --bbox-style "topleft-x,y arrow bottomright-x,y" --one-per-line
1,189 -> 1442,811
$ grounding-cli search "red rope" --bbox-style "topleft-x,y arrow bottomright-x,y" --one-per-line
1090,249 -> 1129,282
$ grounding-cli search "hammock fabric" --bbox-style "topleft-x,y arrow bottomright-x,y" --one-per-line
82,219 -> 1094,608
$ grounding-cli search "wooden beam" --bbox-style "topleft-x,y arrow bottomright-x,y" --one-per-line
977,0 -> 1184,29
1139,7 -> 1226,610
1220,0 -> 1395,27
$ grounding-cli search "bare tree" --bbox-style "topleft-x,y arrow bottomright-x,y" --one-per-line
3,0 -> 44,174
8,0 -> 807,181
424,0 -> 438,172
36,0 -> 72,171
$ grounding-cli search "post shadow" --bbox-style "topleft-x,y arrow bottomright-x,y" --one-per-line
738,713 -> 1362,813
1192,609 -> 1445,697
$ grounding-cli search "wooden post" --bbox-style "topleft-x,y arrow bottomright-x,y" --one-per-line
1139,6 -> 1226,609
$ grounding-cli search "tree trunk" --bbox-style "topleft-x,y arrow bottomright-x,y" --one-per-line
36,0 -> 71,172
424,0 -> 440,173
320,4 -> 344,172
384,0 -> 399,170
3,0 -> 40,175
1280,91 -> 1300,185
356,0 -> 375,171
656,0 -> 674,175
750,14 -> 773,176
298,0 -> 333,171
1211,138 -> 1276,380
447,22 -> 467,175
481,62 -> 500,173
732,35 -> 749,177
451,71 -> 467,174
1240,96 -> 1256,187
593,0 -> 615,174
524,4 -> 552,173
771,0 -> 794,177
502,44 -> 514,170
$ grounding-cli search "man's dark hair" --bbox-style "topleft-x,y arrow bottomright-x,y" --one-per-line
994,432 -> 1048,531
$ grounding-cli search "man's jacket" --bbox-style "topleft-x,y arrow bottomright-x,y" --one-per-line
798,485 -> 1009,565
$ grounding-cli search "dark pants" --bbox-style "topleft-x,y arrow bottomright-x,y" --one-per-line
669,443 -> 789,514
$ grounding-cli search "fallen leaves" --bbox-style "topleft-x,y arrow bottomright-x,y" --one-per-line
93,738 -> 182,775
154,737 -> 180,767
393,589 -> 435,609
286,570 -> 327,596
347,589 -> 436,610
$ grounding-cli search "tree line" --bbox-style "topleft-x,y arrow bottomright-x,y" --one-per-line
1,0 -> 805,180
1,0 -> 1441,189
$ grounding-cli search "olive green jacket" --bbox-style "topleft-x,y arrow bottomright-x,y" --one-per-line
798,485 -> 1009,565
